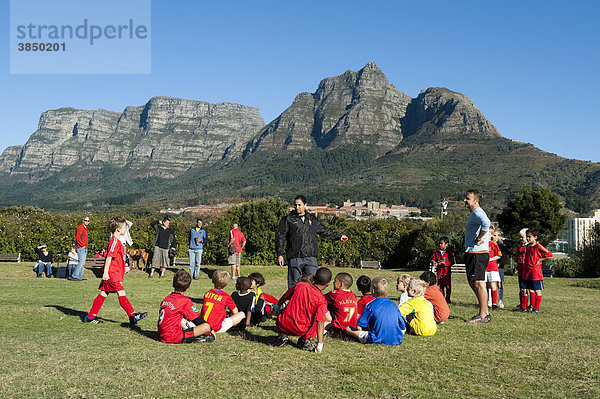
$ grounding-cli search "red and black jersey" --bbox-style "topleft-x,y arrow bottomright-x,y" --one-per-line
277,282 -> 327,336
523,243 -> 553,280
325,289 -> 358,329
516,245 -> 527,277
486,241 -> 502,272
201,289 -> 236,331
431,249 -> 455,275
158,292 -> 202,343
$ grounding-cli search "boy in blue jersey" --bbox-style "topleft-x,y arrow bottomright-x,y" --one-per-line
345,276 -> 406,345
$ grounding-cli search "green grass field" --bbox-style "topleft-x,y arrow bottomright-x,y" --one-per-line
1,263 -> 599,399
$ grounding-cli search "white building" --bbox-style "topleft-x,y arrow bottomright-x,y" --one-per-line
567,209 -> 600,251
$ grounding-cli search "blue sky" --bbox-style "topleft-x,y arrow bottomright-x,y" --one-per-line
2,0 -> 599,161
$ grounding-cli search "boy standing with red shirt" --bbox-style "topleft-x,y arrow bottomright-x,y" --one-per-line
431,237 -> 455,304
515,228 -> 529,311
201,270 -> 245,333
486,229 -> 502,309
324,272 -> 358,335
521,229 -> 553,313
83,216 -> 147,324
274,267 -> 332,353
158,270 -> 214,343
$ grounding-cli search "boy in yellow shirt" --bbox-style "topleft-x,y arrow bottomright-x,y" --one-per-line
398,279 -> 437,336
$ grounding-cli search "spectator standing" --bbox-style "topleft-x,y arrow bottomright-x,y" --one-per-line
72,217 -> 90,281
228,223 -> 246,280
275,195 -> 348,289
189,218 -> 207,280
150,216 -> 177,278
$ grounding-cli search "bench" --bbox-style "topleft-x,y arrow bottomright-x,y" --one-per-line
542,265 -> 554,278
85,257 -> 105,268
173,257 -> 190,267
451,264 -> 466,274
356,260 -> 381,270
0,253 -> 21,262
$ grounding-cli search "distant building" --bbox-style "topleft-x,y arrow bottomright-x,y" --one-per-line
567,210 -> 600,251
310,200 -> 421,220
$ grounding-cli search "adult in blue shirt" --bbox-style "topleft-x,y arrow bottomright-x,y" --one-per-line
188,218 -> 207,280
464,189 -> 491,323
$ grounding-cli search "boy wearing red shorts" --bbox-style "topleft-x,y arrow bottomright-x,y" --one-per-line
431,237 -> 455,304
521,229 -> 553,313
83,216 -> 147,324
158,270 -> 214,343
274,267 -> 332,353
324,272 -> 358,336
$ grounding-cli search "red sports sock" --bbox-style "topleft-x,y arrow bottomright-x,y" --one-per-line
88,294 -> 106,318
520,294 -> 528,309
491,290 -> 498,305
534,294 -> 542,309
118,295 -> 135,316
530,292 -> 537,308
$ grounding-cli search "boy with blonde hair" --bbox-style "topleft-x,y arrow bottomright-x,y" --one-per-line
398,279 -> 437,336
345,277 -> 406,345
201,270 -> 245,333
83,216 -> 147,325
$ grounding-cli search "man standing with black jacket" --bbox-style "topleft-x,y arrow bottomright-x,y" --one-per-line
276,195 -> 348,289
150,216 -> 177,278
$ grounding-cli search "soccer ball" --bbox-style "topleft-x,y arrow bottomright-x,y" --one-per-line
181,318 -> 196,329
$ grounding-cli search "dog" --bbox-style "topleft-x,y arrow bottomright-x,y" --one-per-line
126,248 -> 149,271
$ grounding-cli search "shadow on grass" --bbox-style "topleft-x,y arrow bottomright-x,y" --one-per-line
45,305 -> 119,324
230,328 -> 280,346
124,323 -> 158,341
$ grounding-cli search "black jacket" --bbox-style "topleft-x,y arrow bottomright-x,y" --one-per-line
151,221 -> 176,249
275,211 -> 341,259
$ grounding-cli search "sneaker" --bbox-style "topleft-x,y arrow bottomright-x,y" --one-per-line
513,307 -> 527,313
277,334 -> 289,347
83,315 -> 104,324
298,337 -> 316,351
129,312 -> 148,325
193,334 -> 215,343
532,308 -> 540,314
498,300 -> 504,309
492,304 -> 499,310
482,314 -> 492,323
527,305 -> 533,313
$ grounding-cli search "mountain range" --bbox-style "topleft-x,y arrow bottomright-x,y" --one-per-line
1,62 -> 598,214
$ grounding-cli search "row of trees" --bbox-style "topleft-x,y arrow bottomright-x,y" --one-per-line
1,188 -> 597,277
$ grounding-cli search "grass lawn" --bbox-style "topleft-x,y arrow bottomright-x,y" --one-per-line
1,263 -> 599,399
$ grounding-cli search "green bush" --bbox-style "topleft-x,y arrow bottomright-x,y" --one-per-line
546,258 -> 583,278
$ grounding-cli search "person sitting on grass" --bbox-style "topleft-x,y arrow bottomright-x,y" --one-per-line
157,269 -> 214,344
83,216 -> 147,325
419,271 -> 450,324
34,244 -> 53,278
274,267 -> 332,353
324,272 -> 358,337
396,274 -> 414,305
201,270 -> 245,334
356,275 -> 375,320
398,279 -> 437,336
521,228 -> 553,314
231,276 -> 256,329
345,277 -> 406,345
247,272 -> 279,325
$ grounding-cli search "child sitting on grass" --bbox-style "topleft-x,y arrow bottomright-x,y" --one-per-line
396,274 -> 414,305
247,272 -> 279,324
231,276 -> 255,328
157,269 -> 214,343
398,279 -> 437,336
83,216 -> 147,325
324,272 -> 358,336
275,267 -> 332,353
201,270 -> 245,334
345,277 -> 406,345
356,275 -> 375,320
419,271 -> 450,323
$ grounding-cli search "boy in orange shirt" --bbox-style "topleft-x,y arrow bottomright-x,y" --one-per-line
419,271 -> 450,323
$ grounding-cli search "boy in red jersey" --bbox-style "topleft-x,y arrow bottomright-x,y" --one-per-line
158,269 -> 214,343
431,237 -> 455,304
201,270 -> 245,333
521,229 -> 553,313
83,216 -> 147,324
324,272 -> 358,337
514,228 -> 529,311
486,229 -> 502,309
356,275 -> 375,320
274,267 -> 332,353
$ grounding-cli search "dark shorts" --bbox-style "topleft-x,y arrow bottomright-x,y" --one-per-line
523,279 -> 544,291
519,278 -> 528,290
98,280 -> 124,292
464,252 -> 488,282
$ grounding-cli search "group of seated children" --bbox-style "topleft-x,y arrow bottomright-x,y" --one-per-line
156,265 -> 451,352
